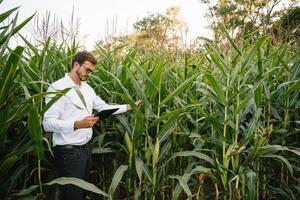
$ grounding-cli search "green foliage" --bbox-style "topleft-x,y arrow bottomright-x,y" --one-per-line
201,0 -> 300,44
0,6 -> 79,199
1,3 -> 300,200
13,177 -> 110,198
99,7 -> 187,56
272,6 -> 300,45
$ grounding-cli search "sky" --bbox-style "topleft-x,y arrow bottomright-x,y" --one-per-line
0,0 -> 296,50
0,0 -> 212,50
0,0 -> 213,50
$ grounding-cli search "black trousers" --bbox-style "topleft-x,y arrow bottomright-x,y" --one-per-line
54,142 -> 92,200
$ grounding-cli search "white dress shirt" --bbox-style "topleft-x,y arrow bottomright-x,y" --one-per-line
43,74 -> 127,146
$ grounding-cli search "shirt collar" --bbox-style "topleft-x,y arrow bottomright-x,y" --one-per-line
64,73 -> 77,87
64,73 -> 87,88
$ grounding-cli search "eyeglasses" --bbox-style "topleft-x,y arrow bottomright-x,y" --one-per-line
80,65 -> 94,75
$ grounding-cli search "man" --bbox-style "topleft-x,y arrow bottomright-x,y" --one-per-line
43,51 -> 141,200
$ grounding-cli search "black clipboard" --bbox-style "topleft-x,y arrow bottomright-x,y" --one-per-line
94,108 -> 119,119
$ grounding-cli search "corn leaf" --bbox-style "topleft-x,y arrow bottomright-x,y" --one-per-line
0,46 -> 24,107
108,165 -> 128,196
161,73 -> 199,105
28,106 -> 44,160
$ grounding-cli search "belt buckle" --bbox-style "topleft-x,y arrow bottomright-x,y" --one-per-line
65,145 -> 75,149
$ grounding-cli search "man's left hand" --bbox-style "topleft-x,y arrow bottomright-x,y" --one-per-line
127,99 -> 143,111
135,99 -> 143,107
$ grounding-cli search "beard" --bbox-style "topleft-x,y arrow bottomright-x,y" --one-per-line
79,76 -> 88,81
76,69 -> 88,81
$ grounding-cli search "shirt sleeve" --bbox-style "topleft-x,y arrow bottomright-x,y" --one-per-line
93,92 -> 127,115
42,85 -> 75,134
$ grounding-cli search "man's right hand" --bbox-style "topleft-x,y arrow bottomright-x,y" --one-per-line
74,116 -> 99,130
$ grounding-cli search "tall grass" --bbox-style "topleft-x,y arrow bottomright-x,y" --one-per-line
0,6 -> 300,200
89,34 -> 300,199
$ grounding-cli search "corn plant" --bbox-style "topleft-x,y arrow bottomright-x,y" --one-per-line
89,29 -> 300,199
1,5 -> 300,200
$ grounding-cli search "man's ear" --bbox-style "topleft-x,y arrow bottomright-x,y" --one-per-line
73,61 -> 80,69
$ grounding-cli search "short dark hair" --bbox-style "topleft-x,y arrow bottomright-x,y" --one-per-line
72,51 -> 97,67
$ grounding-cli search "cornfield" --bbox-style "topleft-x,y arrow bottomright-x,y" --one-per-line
1,6 -> 300,200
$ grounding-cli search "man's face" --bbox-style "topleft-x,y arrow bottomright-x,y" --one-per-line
75,61 -> 95,81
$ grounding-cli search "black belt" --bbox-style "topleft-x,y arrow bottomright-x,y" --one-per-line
54,142 -> 91,150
